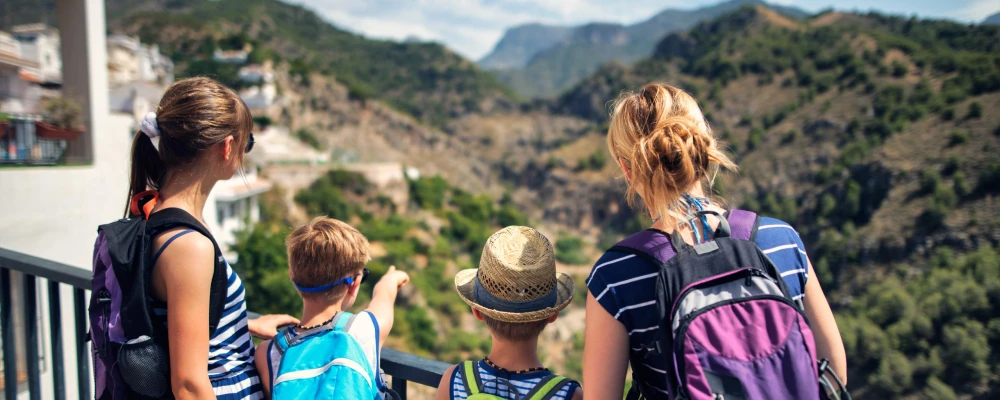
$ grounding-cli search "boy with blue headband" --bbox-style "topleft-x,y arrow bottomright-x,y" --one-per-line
255,217 -> 409,399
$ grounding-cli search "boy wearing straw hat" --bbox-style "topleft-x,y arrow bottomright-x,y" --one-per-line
434,226 -> 582,400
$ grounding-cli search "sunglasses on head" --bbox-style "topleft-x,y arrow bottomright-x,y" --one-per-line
245,133 -> 255,153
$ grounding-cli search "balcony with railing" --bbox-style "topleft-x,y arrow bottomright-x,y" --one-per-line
0,247 -> 450,400
0,115 -> 76,165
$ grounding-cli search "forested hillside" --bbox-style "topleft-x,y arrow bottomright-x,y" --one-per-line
556,6 -> 1000,398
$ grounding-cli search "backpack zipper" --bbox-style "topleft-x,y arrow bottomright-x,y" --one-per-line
97,289 -> 111,357
672,295 -> 808,397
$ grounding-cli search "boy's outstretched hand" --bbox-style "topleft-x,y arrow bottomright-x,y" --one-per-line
379,265 -> 410,289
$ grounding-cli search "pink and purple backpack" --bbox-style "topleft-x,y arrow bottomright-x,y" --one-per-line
616,210 -> 849,400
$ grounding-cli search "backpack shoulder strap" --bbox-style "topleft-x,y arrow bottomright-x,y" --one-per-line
727,209 -> 760,241
608,230 -> 678,266
459,361 -> 482,395
524,375 -> 572,400
275,328 -> 293,356
333,312 -> 355,332
145,207 -> 229,333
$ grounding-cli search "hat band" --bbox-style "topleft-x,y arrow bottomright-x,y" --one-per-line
473,275 -> 557,313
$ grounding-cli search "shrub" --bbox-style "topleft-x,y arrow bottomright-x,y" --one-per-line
966,102 -> 983,119
42,97 -> 83,130
977,161 -> 1000,194
577,149 -> 607,171
919,169 -> 941,195
891,60 -> 908,77
294,128 -> 321,149
555,236 -> 589,265
948,130 -> 968,147
941,108 -> 955,121
409,176 -> 449,210
782,129 -> 797,144
253,115 -> 273,128
942,156 -> 961,176
746,126 -> 764,151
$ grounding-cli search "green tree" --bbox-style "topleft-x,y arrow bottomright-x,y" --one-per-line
232,225 -> 299,315
966,101 -> 983,119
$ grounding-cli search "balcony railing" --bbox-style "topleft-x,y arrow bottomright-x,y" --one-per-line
0,247 -> 450,400
0,115 -> 71,165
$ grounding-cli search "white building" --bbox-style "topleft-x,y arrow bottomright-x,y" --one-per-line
208,166 -> 273,261
239,83 -> 278,110
0,30 -> 45,114
238,62 -> 273,84
108,80 -> 164,121
11,24 -> 61,85
107,34 -> 173,87
213,44 -> 251,64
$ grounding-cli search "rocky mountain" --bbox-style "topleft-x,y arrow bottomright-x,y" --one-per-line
481,0 -> 808,98
985,11 -> 1000,25
478,23 -> 572,70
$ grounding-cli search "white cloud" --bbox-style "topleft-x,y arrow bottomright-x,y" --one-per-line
949,0 -> 999,22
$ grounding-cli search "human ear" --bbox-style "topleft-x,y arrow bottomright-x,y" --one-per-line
547,314 -> 558,323
222,135 -> 235,161
472,308 -> 486,322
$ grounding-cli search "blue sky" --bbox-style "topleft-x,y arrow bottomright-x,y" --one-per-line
291,0 -> 1000,60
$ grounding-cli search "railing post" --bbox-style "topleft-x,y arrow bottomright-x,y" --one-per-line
392,377 -> 408,400
1,268 -> 18,400
74,288 -> 91,399
48,281 -> 66,400
23,274 -> 41,400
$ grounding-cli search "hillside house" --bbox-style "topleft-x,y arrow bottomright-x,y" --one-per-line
0,30 -> 45,114
213,43 -> 252,64
106,34 -> 174,87
11,24 -> 61,85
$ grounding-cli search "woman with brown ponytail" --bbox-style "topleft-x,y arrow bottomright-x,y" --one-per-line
583,83 -> 846,399
127,77 -> 296,399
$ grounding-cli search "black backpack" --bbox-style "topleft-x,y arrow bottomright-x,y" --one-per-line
90,199 -> 228,400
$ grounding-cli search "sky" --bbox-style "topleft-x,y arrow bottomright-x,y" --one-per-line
290,0 -> 1000,61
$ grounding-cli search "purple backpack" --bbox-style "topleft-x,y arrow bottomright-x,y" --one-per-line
616,210 -> 842,400
90,198 -> 228,400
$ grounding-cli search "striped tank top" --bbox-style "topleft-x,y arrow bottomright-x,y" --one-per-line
448,360 -> 580,400
152,230 -> 262,399
586,216 -> 811,397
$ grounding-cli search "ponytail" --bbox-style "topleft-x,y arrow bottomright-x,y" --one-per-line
125,131 -> 165,217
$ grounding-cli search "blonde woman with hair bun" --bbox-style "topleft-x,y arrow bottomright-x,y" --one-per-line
583,83 -> 846,399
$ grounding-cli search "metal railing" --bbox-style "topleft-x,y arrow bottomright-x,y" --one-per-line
0,247 -> 449,400
0,115 -> 70,165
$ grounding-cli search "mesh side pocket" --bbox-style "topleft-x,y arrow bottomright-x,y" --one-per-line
117,336 -> 172,399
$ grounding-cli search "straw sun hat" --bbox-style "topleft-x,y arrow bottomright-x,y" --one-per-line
455,226 -> 574,323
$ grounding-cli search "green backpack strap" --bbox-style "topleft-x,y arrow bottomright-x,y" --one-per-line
460,361 -> 483,395
524,375 -> 572,400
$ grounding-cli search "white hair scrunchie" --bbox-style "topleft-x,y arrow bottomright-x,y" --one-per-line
139,112 -> 161,138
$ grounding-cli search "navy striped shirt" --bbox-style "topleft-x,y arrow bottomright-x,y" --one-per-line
586,216 -> 810,396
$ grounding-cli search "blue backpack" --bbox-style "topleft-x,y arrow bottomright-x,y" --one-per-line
273,312 -> 382,400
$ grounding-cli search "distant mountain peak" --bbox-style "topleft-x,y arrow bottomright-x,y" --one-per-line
479,0 -> 809,98
984,11 -> 1000,25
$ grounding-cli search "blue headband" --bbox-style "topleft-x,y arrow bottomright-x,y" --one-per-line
473,274 -> 557,313
294,276 -> 355,293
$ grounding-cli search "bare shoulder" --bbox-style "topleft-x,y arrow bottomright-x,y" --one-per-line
433,364 -> 458,400
154,229 -> 214,275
